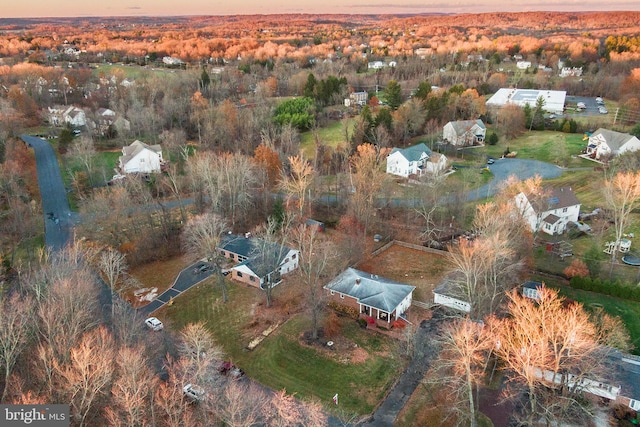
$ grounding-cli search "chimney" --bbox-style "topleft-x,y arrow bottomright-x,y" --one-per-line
355,278 -> 361,286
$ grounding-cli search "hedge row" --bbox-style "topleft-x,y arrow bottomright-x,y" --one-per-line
570,276 -> 640,302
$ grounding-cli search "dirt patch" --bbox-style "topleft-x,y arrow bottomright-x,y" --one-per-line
357,243 -> 450,302
299,329 -> 370,364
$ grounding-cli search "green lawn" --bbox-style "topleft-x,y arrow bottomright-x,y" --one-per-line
300,119 -> 355,159
158,279 -> 404,416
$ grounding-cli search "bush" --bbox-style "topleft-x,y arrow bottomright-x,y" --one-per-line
570,276 -> 640,303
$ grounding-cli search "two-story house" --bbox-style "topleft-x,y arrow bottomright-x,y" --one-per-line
443,120 -> 486,147
386,143 -> 448,178
514,187 -> 581,236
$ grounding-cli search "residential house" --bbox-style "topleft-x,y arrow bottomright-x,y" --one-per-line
560,67 -> 583,77
90,108 -> 130,136
433,279 -> 471,313
585,128 -> 640,161
47,105 -> 86,128
118,140 -> 164,174
516,60 -> 532,69
324,268 -> 415,328
514,187 -> 581,236
218,233 -> 299,289
367,61 -> 386,70
443,119 -> 487,147
349,91 -> 368,106
522,281 -> 543,300
386,142 -> 448,178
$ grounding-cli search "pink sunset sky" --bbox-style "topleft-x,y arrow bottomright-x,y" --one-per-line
4,0 -> 640,18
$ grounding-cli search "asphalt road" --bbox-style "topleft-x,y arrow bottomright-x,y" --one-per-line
467,158 -> 564,201
21,135 -> 76,250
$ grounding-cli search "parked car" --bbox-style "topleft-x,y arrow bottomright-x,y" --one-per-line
145,317 -> 164,331
599,106 -> 608,114
596,97 -> 604,105
576,102 -> 586,110
183,384 -> 205,402
487,158 -> 495,165
193,263 -> 213,274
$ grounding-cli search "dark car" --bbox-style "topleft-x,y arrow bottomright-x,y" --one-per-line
487,158 -> 495,165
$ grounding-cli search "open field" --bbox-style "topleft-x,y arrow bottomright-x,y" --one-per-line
300,119 -> 354,159
357,243 -> 450,303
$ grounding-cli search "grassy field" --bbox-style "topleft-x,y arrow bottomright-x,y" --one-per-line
300,119 -> 355,159
156,277 -> 404,417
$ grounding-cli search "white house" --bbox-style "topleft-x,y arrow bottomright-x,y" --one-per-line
118,140 -> 164,174
443,119 -> 486,146
516,61 -> 532,70
48,105 -> 87,128
486,88 -> 566,115
514,187 -> 581,236
522,281 -> 543,300
218,233 -> 299,289
324,268 -> 415,327
386,143 -> 448,178
585,128 -> 640,161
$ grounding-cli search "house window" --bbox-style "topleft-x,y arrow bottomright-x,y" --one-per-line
545,223 -> 551,230
563,208 -> 568,213
249,276 -> 255,282
237,271 -> 243,278
292,254 -> 296,259
285,258 -> 289,263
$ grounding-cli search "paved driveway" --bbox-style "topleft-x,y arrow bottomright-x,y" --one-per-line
467,158 -> 564,201
137,260 -> 216,315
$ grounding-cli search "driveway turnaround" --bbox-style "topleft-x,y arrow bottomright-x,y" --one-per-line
137,260 -> 216,315
467,158 -> 564,201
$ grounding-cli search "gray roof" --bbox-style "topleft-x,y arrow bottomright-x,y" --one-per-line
390,142 -> 431,162
542,213 -> 560,225
448,119 -> 486,135
592,128 -> 636,152
120,140 -> 162,166
220,233 -> 293,279
527,187 -> 580,214
607,350 -> 640,403
522,281 -> 543,290
324,268 -> 415,313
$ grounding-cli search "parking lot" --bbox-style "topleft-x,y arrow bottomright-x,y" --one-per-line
564,95 -> 608,117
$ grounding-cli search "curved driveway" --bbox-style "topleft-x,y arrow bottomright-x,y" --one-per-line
467,158 -> 564,201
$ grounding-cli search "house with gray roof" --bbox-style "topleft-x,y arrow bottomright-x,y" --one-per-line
443,119 -> 486,147
514,187 -> 581,236
324,268 -> 415,328
218,233 -> 299,289
433,278 -> 471,313
118,140 -> 164,174
386,142 -> 448,178
585,128 -> 640,161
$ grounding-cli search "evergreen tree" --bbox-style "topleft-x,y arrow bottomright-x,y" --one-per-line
385,80 -> 403,110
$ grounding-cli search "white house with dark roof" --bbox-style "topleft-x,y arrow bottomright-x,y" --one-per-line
218,233 -> 298,289
118,140 -> 164,174
386,142 -> 448,178
443,119 -> 486,146
514,187 -> 581,236
585,128 -> 640,161
324,268 -> 415,327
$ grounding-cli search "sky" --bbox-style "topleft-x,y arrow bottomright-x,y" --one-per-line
3,0 -> 640,18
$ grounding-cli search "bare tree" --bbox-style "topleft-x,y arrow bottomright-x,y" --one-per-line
178,322 -> 222,384
104,345 -> 157,427
216,381 -> 268,427
292,224 -> 343,340
97,247 -> 129,319
348,143 -> 390,236
491,286 -> 612,425
181,212 -> 229,302
251,215 -> 292,308
431,319 -> 493,427
279,155 -> 315,220
0,293 -> 34,401
265,389 -> 327,427
59,326 -> 115,427
603,171 -> 640,275
68,134 -> 97,186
